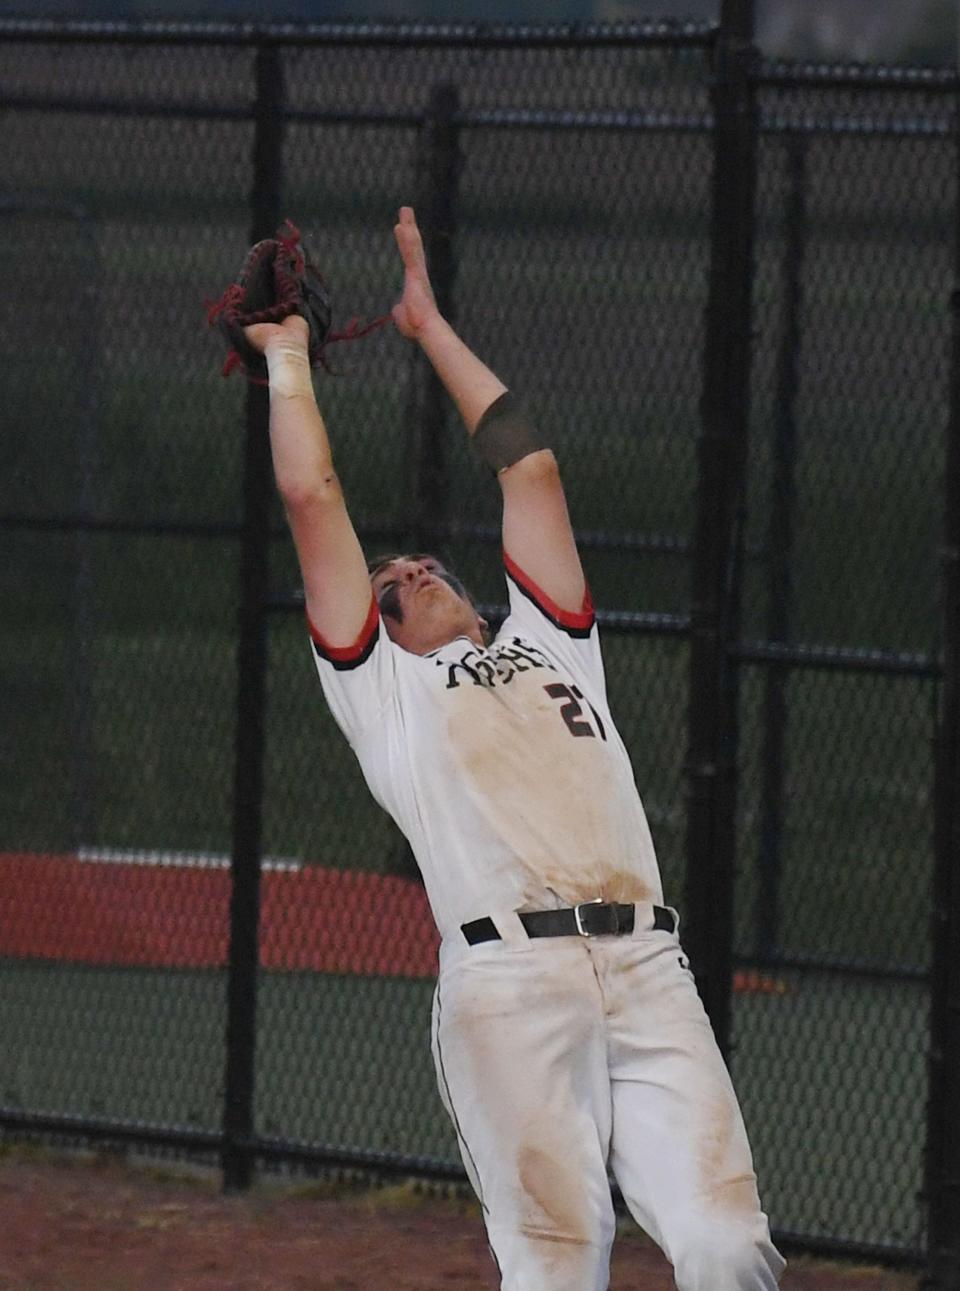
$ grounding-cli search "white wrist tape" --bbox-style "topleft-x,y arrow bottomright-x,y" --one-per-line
265,337 -> 314,400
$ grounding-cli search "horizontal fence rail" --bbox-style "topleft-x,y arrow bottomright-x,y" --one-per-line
0,17 -> 718,46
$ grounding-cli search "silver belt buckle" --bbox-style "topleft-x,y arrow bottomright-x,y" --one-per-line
574,897 -> 604,936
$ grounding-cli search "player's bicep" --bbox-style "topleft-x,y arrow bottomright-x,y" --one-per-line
285,479 -> 372,648
499,450 -> 587,615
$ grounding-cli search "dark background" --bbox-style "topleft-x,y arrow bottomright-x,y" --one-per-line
0,0 -> 956,66
1,11 -> 957,1278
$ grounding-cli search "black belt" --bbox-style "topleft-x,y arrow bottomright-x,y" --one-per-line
461,902 -> 676,946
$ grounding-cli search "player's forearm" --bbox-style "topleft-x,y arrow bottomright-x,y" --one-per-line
264,337 -> 338,505
416,314 -> 507,434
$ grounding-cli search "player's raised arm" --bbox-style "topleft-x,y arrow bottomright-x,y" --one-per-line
393,206 -> 587,614
244,314 -> 372,648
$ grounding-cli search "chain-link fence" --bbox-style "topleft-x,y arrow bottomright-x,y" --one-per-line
734,71 -> 954,1257
1,18 -> 958,1274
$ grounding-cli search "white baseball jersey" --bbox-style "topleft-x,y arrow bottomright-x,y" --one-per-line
309,554 -> 784,1291
308,552 -> 664,943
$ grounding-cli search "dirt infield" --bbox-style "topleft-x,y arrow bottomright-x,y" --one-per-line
0,1146 -> 918,1291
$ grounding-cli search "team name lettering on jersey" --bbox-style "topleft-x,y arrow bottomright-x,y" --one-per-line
436,636 -> 557,690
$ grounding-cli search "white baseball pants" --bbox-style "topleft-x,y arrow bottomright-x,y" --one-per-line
432,908 -> 785,1291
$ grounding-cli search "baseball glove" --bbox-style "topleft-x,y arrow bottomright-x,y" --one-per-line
207,220 -> 386,382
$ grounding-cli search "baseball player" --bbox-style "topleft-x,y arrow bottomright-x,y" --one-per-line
243,206 -> 785,1291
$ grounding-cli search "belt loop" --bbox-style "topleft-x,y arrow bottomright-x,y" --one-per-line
491,908 -> 529,948
630,902 -> 651,941
628,902 -> 677,940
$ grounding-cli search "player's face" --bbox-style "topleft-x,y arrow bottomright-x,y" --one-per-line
370,555 -> 485,655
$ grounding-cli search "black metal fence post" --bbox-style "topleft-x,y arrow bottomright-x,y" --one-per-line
684,0 -> 758,1058
922,102 -> 960,1291
221,41 -> 285,1194
755,133 -> 806,963
413,82 -> 460,551
69,206 -> 100,854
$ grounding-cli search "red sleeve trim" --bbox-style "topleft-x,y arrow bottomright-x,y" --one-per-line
307,594 -> 380,668
503,550 -> 595,634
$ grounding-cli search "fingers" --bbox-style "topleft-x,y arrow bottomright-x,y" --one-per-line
281,314 -> 310,340
242,315 -> 309,355
242,321 -> 274,354
392,205 -> 439,338
394,205 -> 427,270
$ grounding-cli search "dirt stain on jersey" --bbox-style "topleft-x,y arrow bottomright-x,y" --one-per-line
445,670 -> 649,905
594,868 -> 653,906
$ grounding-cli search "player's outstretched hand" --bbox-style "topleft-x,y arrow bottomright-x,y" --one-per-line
243,312 -> 310,356
392,206 -> 440,340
